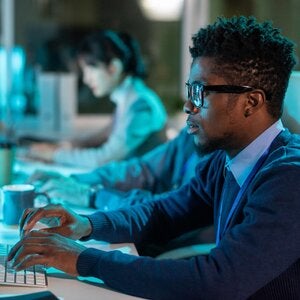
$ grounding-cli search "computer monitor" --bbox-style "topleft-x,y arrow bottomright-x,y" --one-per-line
0,46 -> 26,123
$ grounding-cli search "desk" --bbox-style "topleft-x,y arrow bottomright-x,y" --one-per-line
0,221 -> 142,300
14,156 -> 90,179
14,114 -> 112,144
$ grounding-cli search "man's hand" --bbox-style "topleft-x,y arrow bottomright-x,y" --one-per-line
20,204 -> 92,240
27,170 -> 64,187
8,231 -> 86,276
28,171 -> 90,208
38,177 -> 90,207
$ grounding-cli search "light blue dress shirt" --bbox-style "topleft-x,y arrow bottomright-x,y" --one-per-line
227,119 -> 284,187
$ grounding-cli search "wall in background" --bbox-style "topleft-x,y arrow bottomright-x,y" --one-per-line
11,0 -> 182,116
2,0 -> 300,118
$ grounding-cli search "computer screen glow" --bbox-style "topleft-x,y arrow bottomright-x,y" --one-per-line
0,46 -> 26,121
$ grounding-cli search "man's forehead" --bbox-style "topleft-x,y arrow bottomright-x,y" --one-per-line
189,58 -> 207,81
189,57 -> 224,84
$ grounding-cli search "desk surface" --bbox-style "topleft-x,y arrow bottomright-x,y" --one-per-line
0,222 -> 142,300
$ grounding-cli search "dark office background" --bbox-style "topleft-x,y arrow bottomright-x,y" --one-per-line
5,0 -> 300,116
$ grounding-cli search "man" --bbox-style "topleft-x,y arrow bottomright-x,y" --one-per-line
29,127 -> 215,253
9,16 -> 300,299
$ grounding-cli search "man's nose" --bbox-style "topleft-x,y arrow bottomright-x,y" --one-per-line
183,100 -> 199,115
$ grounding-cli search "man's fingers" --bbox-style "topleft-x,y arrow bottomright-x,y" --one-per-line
7,239 -> 23,261
13,255 -> 47,271
38,226 -> 69,237
20,205 -> 64,236
11,244 -> 44,268
19,208 -> 37,236
9,231 -> 46,261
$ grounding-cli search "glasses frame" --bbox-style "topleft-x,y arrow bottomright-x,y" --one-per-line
185,82 -> 256,108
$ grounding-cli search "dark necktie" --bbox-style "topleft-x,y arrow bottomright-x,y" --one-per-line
217,168 -> 240,242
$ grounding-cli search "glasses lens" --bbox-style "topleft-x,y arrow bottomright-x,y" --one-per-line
192,84 -> 202,107
185,82 -> 203,108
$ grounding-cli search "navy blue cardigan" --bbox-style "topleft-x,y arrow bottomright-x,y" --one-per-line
77,130 -> 300,300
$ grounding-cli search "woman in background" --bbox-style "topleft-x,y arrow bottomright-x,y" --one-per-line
29,30 -> 167,168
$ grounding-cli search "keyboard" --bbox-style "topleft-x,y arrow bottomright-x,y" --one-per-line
0,244 -> 48,287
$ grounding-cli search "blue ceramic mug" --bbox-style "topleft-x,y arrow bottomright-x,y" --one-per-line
1,184 -> 50,225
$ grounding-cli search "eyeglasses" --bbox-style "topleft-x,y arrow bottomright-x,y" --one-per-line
185,82 -> 255,108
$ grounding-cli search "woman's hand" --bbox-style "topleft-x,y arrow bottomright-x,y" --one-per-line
27,143 -> 59,162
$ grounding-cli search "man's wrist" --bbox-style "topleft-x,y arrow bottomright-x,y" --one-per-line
80,216 -> 93,240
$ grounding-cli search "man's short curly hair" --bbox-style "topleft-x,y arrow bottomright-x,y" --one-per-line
190,16 -> 297,118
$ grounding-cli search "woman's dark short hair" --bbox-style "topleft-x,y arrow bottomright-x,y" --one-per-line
78,29 -> 147,79
190,16 -> 297,118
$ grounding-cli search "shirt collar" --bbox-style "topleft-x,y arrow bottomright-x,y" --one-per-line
226,119 -> 284,187
110,75 -> 133,104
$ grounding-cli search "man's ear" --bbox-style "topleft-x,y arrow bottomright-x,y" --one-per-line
244,90 -> 265,117
108,58 -> 124,76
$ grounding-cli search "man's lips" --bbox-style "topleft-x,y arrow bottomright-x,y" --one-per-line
186,119 -> 200,134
